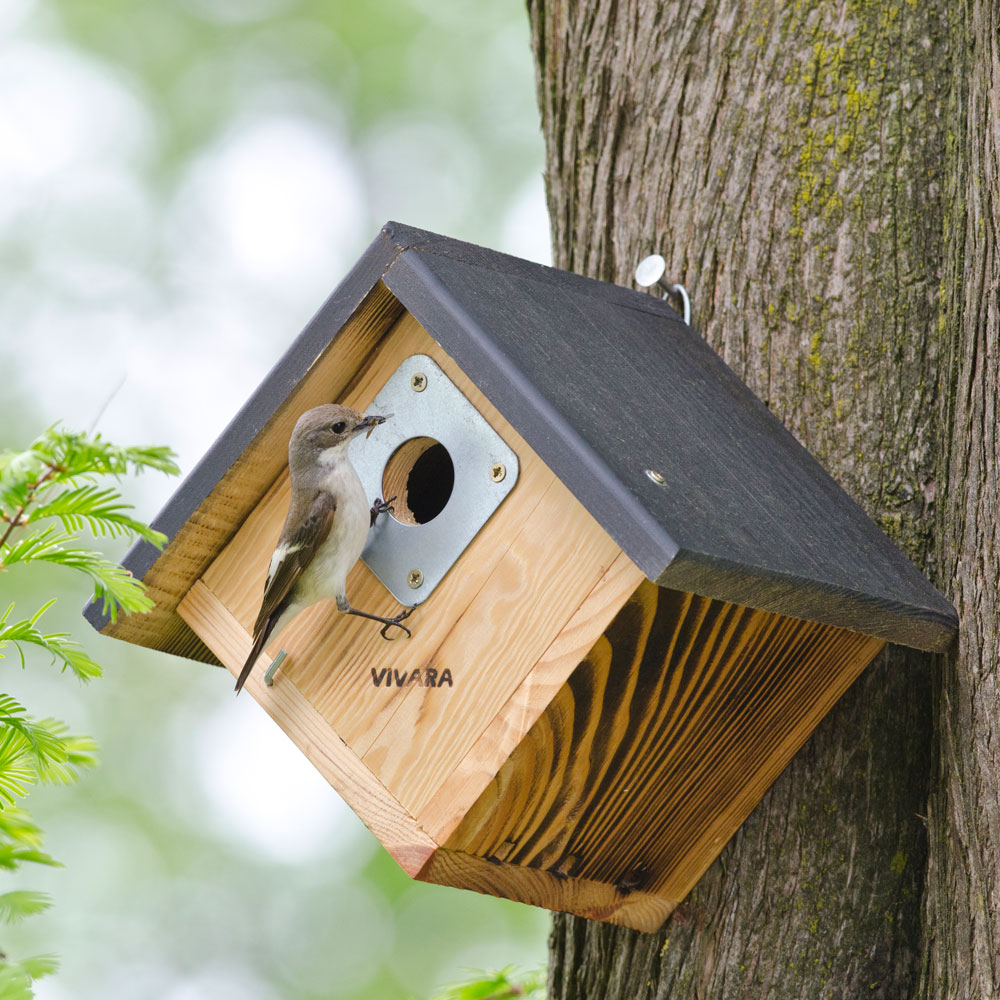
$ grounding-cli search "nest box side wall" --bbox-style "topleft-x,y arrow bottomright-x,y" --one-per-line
431,583 -> 886,931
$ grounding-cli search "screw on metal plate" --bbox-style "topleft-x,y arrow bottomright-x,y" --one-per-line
407,569 -> 424,589
410,372 -> 428,392
645,469 -> 666,486
263,649 -> 288,687
490,462 -> 506,483
634,253 -> 691,326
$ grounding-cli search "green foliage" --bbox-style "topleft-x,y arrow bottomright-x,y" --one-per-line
0,426 -> 176,997
0,603 -> 102,681
0,954 -> 60,1000
429,967 -> 546,1000
0,427 -> 178,625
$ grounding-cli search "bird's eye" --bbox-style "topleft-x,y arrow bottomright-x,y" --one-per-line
331,421 -> 347,434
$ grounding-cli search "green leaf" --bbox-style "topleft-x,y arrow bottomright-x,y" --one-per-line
14,956 -> 58,981
0,808 -> 46,850
0,965 -> 33,1000
0,602 -> 103,680
0,697 -> 96,807
1,529 -> 155,621
0,803 -> 60,872
0,953 -> 58,1000
0,449 -> 50,493
8,426 -> 179,485
0,891 -> 51,925
26,485 -> 167,547
429,967 -> 547,1000
0,846 -> 59,872
29,726 -> 98,785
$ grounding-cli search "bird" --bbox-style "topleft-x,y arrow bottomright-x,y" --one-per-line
234,403 -> 412,693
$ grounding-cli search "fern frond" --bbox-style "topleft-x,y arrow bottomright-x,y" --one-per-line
0,527 -> 66,568
0,449 -> 50,490
13,955 -> 58,980
0,739 -> 33,806
27,427 -> 179,483
0,700 -> 96,805
0,602 -> 103,680
0,952 -> 58,999
27,486 -> 167,547
0,845 -> 58,871
0,728 -> 36,806
0,808 -> 46,851
1,530 -> 154,620
28,725 -> 97,784
0,808 -> 59,870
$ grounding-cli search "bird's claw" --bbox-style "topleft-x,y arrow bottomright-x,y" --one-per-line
370,495 -> 397,527
379,606 -> 413,640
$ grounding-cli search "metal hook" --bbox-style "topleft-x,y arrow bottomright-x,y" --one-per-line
634,254 -> 691,326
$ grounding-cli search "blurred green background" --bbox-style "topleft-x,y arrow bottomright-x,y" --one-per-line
0,0 -> 550,996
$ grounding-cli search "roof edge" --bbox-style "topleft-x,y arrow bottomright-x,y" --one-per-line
381,221 -> 684,323
658,549 -> 958,653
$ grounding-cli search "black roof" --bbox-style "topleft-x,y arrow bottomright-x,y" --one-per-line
86,222 -> 957,653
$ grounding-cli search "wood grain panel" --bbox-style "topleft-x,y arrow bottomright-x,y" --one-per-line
445,582 -> 886,914
419,551 -> 646,844
364,470 -> 622,817
177,579 -> 438,875
98,282 -> 404,660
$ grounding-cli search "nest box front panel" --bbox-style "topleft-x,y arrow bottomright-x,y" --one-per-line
178,304 -> 633,826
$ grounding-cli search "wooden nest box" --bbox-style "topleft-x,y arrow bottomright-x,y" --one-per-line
86,223 -> 957,932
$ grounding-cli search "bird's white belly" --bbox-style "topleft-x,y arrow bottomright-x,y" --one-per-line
296,464 -> 369,606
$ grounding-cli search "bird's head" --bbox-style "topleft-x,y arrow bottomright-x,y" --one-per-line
290,404 -> 387,470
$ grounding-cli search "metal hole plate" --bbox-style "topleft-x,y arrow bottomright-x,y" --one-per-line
348,354 -> 519,605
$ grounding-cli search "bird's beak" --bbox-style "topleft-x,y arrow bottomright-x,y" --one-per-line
355,413 -> 388,439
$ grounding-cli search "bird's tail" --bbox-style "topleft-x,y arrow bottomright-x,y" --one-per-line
235,617 -> 277,693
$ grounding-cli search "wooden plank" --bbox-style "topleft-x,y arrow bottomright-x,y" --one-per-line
442,583 -> 885,908
419,551 -> 646,845
91,279 -> 404,657
416,847 -> 676,933
198,309 -> 625,827
363,470 -> 622,818
177,579 -> 438,876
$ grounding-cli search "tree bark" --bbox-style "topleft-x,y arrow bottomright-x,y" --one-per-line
527,0 -> 997,996
921,0 -> 1000,994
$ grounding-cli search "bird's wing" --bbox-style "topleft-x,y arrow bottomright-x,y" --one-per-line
252,489 -> 337,636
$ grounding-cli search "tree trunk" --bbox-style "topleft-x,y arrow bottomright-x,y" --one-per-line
527,0 -> 998,996
921,0 -> 1000,993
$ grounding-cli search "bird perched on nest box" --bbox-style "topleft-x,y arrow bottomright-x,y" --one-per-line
235,403 -> 412,693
